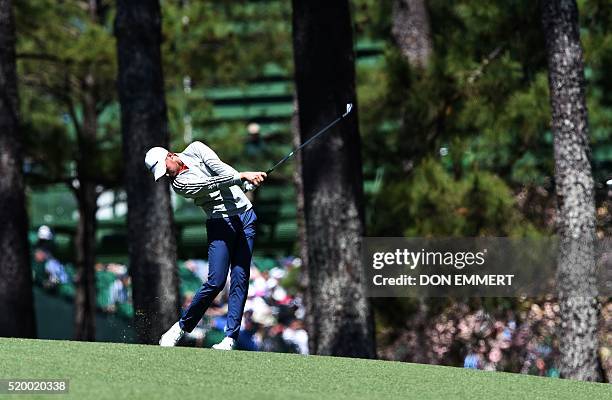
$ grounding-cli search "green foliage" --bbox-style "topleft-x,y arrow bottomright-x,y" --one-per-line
162,0 -> 291,86
369,158 -> 536,237
359,0 -> 612,236
14,0 -> 612,236
20,92 -> 75,181
352,0 -> 391,38
15,0 -> 292,184
15,0 -> 119,184
579,0 -> 612,183
161,0 -> 292,163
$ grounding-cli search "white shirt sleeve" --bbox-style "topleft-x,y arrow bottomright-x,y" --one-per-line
195,141 -> 241,178
172,174 -> 241,198
171,142 -> 242,198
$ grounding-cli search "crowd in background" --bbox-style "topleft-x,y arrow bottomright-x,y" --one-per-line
458,305 -> 560,377
32,224 -> 610,376
31,225 -> 308,354
378,298 -> 611,380
179,256 -> 308,354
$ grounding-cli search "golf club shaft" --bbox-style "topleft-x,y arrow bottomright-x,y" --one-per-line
266,104 -> 353,174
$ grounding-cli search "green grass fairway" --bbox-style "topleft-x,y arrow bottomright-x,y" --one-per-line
0,338 -> 609,400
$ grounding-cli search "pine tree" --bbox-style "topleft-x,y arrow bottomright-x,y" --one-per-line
73,0 -> 107,342
541,0 -> 601,381
292,0 -> 375,357
15,0 -> 121,341
0,0 -> 36,338
116,0 -> 179,344
391,0 -> 432,68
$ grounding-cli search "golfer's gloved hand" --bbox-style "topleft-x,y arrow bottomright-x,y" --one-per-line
242,181 -> 256,192
239,171 -> 267,192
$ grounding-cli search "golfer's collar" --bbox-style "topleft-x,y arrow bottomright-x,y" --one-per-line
176,153 -> 190,176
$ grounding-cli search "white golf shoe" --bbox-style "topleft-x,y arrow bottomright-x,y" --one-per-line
159,321 -> 184,347
212,337 -> 235,351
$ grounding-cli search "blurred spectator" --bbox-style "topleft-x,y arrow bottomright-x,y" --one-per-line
378,299 -> 582,378
36,225 -> 55,253
261,324 -> 298,353
236,310 -> 259,351
463,352 -> 481,369
282,319 -> 309,355
109,274 -> 130,305
33,248 -> 69,288
33,251 -> 311,355
45,256 -> 69,286
96,263 -> 119,312
107,263 -> 127,276
174,255 -> 310,353
185,259 -> 208,282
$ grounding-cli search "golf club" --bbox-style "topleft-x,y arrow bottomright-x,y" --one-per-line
243,103 -> 354,191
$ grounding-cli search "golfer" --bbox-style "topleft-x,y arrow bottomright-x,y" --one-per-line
145,141 -> 266,350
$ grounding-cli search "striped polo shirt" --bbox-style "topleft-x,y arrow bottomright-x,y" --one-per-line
171,141 -> 252,218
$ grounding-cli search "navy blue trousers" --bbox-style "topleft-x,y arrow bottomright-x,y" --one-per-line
179,208 -> 256,339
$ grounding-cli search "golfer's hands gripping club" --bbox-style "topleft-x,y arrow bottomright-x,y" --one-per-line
240,171 -> 267,192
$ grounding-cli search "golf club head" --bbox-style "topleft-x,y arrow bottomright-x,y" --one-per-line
343,103 -> 353,117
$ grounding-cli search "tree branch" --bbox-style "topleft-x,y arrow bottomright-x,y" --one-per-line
63,72 -> 83,139
421,44 -> 508,156
466,44 -> 505,85
16,52 -> 75,65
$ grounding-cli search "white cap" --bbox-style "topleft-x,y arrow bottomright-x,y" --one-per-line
607,179 -> 612,186
145,147 -> 169,181
37,225 -> 54,241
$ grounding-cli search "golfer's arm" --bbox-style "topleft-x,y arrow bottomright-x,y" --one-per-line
172,174 -> 242,197
205,157 -> 241,180
195,141 -> 241,179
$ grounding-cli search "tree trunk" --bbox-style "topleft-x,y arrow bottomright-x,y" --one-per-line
0,0 -> 36,338
73,70 -> 98,341
73,183 -> 97,340
292,0 -> 375,358
391,0 -> 433,174
541,0 -> 601,381
391,0 -> 432,68
291,96 -> 308,287
115,0 -> 179,344
291,95 -> 313,349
